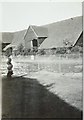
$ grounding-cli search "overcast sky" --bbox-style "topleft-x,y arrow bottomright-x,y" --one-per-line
1,2 -> 82,32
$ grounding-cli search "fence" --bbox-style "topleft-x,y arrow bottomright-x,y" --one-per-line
1,53 -> 82,76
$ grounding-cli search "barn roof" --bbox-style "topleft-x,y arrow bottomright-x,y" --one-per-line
39,16 -> 82,49
11,25 -> 48,47
3,29 -> 28,51
11,29 -> 27,47
3,16 -> 82,51
29,25 -> 48,38
1,32 -> 14,43
24,25 -> 48,45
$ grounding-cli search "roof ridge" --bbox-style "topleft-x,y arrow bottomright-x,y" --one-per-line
30,26 -> 38,37
43,16 -> 82,27
73,31 -> 83,46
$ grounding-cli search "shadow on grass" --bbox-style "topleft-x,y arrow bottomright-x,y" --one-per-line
2,76 -> 82,119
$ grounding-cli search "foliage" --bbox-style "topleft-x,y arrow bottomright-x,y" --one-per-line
5,48 -> 12,57
13,45 -> 83,56
17,44 -> 24,54
56,47 -> 66,54
71,46 -> 83,53
37,49 -> 46,55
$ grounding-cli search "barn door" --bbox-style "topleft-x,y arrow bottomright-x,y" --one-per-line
32,39 -> 38,47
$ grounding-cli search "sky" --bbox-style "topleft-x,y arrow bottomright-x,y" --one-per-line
0,2 -> 82,32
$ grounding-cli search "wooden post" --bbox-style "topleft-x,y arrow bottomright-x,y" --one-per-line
59,54 -> 61,73
31,40 -> 33,50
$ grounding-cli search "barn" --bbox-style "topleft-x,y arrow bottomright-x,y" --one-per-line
24,25 -> 48,50
39,16 -> 83,51
4,25 -> 48,50
1,32 -> 13,50
3,16 -> 83,55
1,32 -> 14,56
3,29 -> 27,55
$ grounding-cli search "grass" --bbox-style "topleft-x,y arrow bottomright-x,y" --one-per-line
31,71 -> 82,110
1,54 -> 83,119
2,76 -> 82,119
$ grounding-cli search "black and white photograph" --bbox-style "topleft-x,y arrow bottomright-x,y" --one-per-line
0,1 -> 83,119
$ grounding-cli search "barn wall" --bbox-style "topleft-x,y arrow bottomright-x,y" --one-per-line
25,41 -> 31,49
24,27 -> 37,49
38,37 -> 47,47
74,32 -> 83,47
2,43 -> 10,50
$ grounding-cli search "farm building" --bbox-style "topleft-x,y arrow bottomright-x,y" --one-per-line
4,25 -> 48,51
10,29 -> 27,48
1,32 -> 14,56
39,16 -> 83,50
3,29 -> 27,55
3,16 -> 83,55
1,32 -> 13,50
73,32 -> 83,47
24,25 -> 48,50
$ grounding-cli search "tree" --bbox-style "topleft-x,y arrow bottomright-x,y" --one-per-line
17,44 -> 24,55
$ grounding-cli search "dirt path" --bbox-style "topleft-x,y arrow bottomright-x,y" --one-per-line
2,76 -> 82,119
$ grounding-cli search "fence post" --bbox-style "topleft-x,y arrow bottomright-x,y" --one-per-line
59,54 -> 61,73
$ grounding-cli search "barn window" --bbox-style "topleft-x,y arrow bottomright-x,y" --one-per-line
32,39 -> 38,47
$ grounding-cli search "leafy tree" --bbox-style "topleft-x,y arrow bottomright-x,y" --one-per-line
17,44 -> 24,54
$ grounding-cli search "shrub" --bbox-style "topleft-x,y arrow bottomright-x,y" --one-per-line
56,47 -> 66,54
37,49 -> 46,55
71,46 -> 83,53
17,44 -> 24,54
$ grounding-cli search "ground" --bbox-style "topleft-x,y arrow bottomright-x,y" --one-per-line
1,54 -> 83,119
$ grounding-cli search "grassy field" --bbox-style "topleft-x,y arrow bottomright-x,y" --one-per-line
1,54 -> 83,119
1,54 -> 82,75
